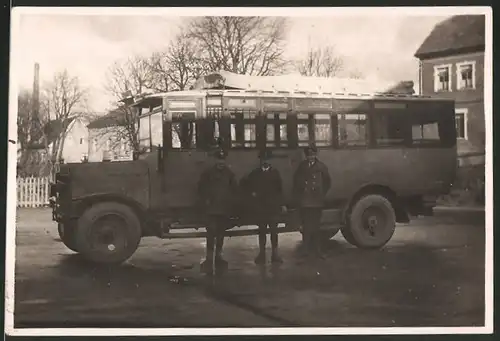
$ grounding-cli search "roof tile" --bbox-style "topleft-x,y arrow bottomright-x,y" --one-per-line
415,15 -> 485,59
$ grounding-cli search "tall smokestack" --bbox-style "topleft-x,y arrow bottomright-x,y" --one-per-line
32,63 -> 40,120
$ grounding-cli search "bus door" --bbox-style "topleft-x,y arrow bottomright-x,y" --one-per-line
162,98 -> 207,211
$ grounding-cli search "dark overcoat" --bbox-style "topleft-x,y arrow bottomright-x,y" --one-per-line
197,165 -> 238,216
292,159 -> 331,208
241,167 -> 284,218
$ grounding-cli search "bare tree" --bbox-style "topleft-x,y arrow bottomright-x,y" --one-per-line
106,56 -> 151,98
102,56 -> 154,155
348,69 -> 365,80
16,89 -> 49,176
43,70 -> 88,163
296,45 -> 345,78
185,16 -> 289,76
147,32 -> 208,92
17,89 -> 36,151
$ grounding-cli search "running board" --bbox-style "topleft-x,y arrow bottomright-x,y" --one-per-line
159,226 -> 300,239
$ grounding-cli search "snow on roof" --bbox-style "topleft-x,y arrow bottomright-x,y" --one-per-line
193,70 -> 404,94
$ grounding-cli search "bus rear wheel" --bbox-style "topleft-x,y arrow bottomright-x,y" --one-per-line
75,202 -> 142,265
346,194 -> 396,249
58,222 -> 79,253
341,223 -> 358,246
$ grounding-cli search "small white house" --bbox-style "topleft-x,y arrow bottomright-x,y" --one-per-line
87,109 -> 134,162
45,116 -> 91,163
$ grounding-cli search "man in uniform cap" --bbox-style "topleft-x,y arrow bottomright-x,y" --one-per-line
197,148 -> 238,273
242,149 -> 285,264
292,144 -> 331,259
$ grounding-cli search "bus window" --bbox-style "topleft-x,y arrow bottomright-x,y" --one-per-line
150,111 -> 163,148
230,112 -> 257,148
297,113 -> 312,147
372,112 -> 408,146
265,113 -> 288,148
171,120 -> 197,149
139,114 -> 151,152
411,116 -> 440,145
338,113 -> 368,147
314,114 -> 332,147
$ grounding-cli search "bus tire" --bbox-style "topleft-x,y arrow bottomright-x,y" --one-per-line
341,223 -> 358,246
75,202 -> 142,265
58,222 -> 79,253
347,194 -> 396,249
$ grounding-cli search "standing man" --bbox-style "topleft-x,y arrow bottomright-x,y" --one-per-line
242,150 -> 285,264
197,148 -> 238,274
292,144 -> 331,259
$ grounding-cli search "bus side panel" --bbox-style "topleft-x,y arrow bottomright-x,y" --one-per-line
399,148 -> 457,196
161,151 -> 209,208
157,149 -> 300,212
318,148 -> 456,202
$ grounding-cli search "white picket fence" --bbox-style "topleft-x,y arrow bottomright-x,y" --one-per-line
17,176 -> 51,208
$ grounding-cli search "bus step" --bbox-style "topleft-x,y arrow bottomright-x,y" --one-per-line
160,227 -> 299,239
169,223 -> 203,230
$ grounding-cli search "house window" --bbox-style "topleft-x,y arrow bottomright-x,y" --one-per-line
79,138 -> 83,145
456,61 -> 476,90
434,64 -> 452,92
455,108 -> 468,139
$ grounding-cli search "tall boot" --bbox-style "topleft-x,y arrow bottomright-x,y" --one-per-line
255,226 -> 267,265
270,229 -> 283,263
214,235 -> 228,270
201,236 -> 215,273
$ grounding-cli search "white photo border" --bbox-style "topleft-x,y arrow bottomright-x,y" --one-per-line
5,5 -> 494,336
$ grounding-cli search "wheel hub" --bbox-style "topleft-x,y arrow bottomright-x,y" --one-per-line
90,215 -> 126,254
363,208 -> 385,237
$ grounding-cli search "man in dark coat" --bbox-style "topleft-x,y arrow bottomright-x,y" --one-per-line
242,150 -> 285,264
197,148 -> 238,273
292,144 -> 331,259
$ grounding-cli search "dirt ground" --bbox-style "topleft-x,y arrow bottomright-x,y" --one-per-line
12,208 -> 486,329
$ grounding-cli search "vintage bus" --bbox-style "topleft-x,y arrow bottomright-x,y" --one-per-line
50,88 -> 457,264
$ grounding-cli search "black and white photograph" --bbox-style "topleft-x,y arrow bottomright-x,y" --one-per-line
5,6 -> 493,336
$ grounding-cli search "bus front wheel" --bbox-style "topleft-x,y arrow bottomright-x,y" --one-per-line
346,194 -> 396,249
58,222 -> 79,253
75,202 -> 142,264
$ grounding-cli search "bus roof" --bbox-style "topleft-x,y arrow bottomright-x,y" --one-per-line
132,79 -> 453,109
159,88 -> 452,102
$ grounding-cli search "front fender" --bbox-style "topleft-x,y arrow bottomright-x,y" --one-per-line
71,193 -> 148,220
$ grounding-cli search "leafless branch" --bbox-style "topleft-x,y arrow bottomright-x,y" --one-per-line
296,45 -> 345,78
43,70 -> 89,163
185,16 -> 289,76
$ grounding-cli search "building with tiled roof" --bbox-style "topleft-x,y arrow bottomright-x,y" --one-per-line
415,15 -> 485,158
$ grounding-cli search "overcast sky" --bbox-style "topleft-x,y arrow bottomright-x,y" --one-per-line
13,10 -> 449,112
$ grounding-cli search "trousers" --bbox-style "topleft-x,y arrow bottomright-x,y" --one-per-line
205,215 -> 231,258
300,207 -> 323,252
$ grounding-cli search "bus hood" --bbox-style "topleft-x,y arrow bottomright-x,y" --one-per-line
58,161 -> 151,204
